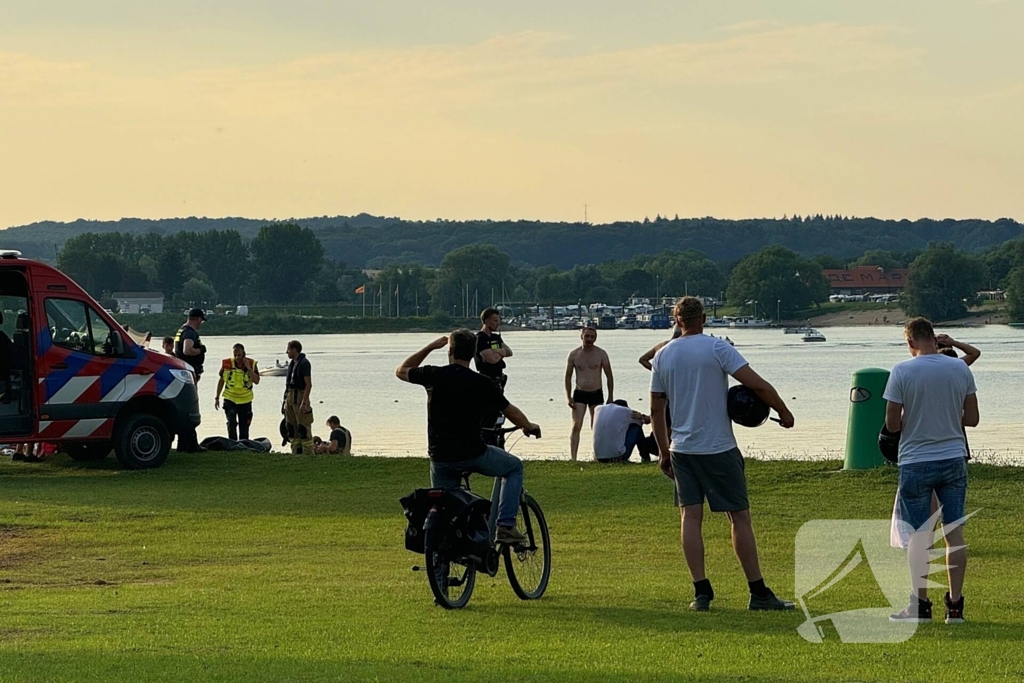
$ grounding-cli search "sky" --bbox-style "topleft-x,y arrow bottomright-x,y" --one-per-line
1,1 -> 1022,227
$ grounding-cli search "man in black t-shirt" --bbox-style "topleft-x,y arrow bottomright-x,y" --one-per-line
174,308 -> 207,379
475,308 -> 512,391
397,328 -> 540,545
173,308 -> 206,452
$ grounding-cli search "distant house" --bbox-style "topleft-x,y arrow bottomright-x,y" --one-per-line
112,292 -> 164,314
822,267 -> 908,296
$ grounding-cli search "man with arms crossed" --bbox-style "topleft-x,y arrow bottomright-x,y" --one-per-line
650,297 -> 795,612
565,327 -> 613,461
475,307 -> 512,391
885,317 -> 977,624
397,329 -> 541,545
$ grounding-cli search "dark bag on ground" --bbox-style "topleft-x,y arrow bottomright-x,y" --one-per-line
199,436 -> 272,453
400,488 -> 492,556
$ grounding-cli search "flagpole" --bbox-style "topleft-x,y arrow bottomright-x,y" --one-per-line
396,284 -> 400,318
362,287 -> 365,317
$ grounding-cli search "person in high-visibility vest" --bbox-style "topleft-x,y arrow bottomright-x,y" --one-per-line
214,343 -> 260,441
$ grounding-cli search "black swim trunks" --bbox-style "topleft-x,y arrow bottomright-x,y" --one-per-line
572,388 -> 605,406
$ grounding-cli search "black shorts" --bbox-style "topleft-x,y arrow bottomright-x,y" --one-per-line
671,448 -> 749,512
573,388 -> 604,406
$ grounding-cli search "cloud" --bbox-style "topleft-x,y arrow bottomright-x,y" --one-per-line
719,19 -> 788,33
1,23 -> 917,115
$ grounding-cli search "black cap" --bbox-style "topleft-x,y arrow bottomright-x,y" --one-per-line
188,308 -> 206,320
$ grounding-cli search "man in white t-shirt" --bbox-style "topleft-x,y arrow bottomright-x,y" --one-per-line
650,296 -> 796,612
884,317 -> 978,625
592,400 -> 656,463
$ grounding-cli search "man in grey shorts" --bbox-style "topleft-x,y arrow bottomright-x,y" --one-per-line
650,296 -> 796,612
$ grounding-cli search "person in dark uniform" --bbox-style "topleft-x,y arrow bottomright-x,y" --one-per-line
283,339 -> 314,454
475,307 -> 512,392
315,415 -> 351,455
173,308 -> 206,452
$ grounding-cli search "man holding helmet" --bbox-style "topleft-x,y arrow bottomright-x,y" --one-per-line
649,296 -> 795,612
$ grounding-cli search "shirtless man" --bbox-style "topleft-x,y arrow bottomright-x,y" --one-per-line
565,327 -> 614,461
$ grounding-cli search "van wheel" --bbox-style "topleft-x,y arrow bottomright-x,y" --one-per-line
65,441 -> 112,462
114,413 -> 170,469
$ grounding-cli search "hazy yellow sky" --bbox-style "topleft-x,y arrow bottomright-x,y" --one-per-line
2,1 -> 1022,227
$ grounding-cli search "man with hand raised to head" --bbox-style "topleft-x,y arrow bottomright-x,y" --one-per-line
397,330 -> 541,545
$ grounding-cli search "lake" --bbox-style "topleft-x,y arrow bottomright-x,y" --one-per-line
193,326 -> 1024,465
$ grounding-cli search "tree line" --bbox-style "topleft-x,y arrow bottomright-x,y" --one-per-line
58,224 -> 1024,322
57,225 -> 367,308
15,214 -> 1024,270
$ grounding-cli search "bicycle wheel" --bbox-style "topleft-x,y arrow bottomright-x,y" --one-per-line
423,525 -> 476,609
504,494 -> 551,600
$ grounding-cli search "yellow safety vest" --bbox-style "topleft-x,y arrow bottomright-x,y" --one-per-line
221,358 -> 258,404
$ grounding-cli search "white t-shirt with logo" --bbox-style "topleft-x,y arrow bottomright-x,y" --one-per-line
592,403 -> 640,460
882,354 -> 976,465
649,334 -> 749,455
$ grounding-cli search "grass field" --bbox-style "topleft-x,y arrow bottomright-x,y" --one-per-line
1,454 -> 1023,682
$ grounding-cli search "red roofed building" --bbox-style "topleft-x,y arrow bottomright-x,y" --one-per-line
823,267 -> 908,295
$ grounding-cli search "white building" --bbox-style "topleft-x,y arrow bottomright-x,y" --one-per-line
113,292 -> 164,314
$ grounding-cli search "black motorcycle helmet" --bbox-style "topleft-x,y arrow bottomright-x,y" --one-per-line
878,425 -> 901,463
727,385 -> 770,428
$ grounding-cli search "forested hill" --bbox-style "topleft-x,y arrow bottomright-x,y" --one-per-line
4,214 -> 1021,268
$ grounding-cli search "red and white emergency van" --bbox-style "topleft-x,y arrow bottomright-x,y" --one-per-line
0,250 -> 200,468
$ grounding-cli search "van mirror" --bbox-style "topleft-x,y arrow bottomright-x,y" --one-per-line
111,333 -> 126,356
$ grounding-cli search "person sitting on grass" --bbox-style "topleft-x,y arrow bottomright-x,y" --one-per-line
316,416 -> 352,455
592,400 -> 657,463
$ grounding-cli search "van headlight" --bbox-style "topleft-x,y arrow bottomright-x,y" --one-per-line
170,368 -> 195,384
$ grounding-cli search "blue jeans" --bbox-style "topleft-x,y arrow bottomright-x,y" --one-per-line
899,457 -> 968,531
623,423 -> 643,459
430,446 -> 523,528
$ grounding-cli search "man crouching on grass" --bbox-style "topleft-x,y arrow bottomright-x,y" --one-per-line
650,296 -> 796,612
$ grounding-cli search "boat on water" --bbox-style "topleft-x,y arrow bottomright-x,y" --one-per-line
260,360 -> 289,376
617,313 -> 640,330
729,317 -> 772,329
705,317 -> 731,328
643,311 -> 672,329
802,329 -> 827,343
709,334 -> 735,346
597,314 -> 617,330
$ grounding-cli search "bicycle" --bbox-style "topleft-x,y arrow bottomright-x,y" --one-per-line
401,424 -> 552,609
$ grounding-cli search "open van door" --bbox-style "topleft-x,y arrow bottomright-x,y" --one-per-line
0,269 -> 35,439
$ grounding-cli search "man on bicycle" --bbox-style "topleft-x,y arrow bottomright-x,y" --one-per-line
397,329 -> 541,545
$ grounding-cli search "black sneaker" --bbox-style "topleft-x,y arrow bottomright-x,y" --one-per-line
890,595 -> 932,623
944,592 -> 965,624
689,594 -> 712,612
748,590 -> 796,611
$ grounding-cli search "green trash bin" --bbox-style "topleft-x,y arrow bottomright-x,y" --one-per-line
844,368 -> 891,470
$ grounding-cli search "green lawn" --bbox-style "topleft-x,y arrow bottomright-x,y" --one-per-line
1,455 -> 1023,682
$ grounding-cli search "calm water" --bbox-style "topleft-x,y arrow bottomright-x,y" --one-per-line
194,327 -> 1024,464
